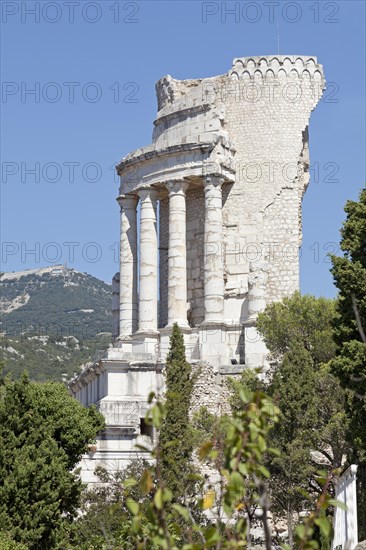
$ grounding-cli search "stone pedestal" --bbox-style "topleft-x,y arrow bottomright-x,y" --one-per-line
242,321 -> 268,370
159,325 -> 192,362
199,323 -> 228,369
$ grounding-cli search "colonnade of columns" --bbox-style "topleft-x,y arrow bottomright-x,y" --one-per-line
117,176 -> 225,339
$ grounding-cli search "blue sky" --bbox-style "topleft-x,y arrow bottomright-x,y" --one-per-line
1,0 -> 365,297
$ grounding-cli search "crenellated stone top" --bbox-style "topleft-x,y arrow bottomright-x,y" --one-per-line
230,55 -> 324,80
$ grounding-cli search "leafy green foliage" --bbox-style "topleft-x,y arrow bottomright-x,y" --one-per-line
110,387 -> 336,549
0,370 -> 104,548
293,470 -> 345,550
64,460 -> 152,549
63,295 -> 346,549
228,369 -> 265,412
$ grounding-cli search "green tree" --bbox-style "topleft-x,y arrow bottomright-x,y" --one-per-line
267,345 -> 319,546
0,532 -> 27,550
0,370 -> 104,548
65,460 -> 151,549
256,291 -> 336,367
158,323 -> 196,501
330,186 -> 366,537
256,293 -> 348,545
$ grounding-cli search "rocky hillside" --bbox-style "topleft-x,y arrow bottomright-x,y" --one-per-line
0,266 -> 113,381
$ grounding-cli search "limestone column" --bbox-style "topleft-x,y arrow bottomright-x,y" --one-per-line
117,194 -> 138,337
137,187 -> 158,332
203,176 -> 224,322
166,180 -> 189,327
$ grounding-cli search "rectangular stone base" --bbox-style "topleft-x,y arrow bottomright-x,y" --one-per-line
131,331 -> 160,356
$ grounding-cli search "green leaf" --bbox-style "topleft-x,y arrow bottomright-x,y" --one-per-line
133,443 -> 151,452
205,526 -> 220,545
147,391 -> 156,404
154,488 -> 163,510
126,498 -> 139,516
123,477 -> 137,489
267,446 -> 281,457
198,440 -> 213,460
296,524 -> 306,539
314,516 -> 332,537
140,469 -> 154,493
162,487 -> 173,502
152,404 -> 164,428
258,464 -> 270,478
238,462 -> 248,475
238,387 -> 251,404
172,503 -> 190,521
328,498 -> 347,510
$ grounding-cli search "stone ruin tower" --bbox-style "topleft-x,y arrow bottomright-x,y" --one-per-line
69,55 -> 325,481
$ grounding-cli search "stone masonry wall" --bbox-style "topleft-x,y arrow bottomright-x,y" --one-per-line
221,57 -> 322,309
190,362 -> 236,418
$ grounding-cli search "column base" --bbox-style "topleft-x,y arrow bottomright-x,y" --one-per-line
164,321 -> 191,330
199,321 -> 228,369
132,330 -> 160,357
159,325 -> 192,362
114,335 -> 133,354
241,321 -> 268,370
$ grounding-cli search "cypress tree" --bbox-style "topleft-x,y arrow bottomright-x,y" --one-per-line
158,323 -> 195,501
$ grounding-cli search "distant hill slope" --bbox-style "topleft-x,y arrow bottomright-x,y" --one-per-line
0,333 -> 112,382
0,266 -> 112,338
0,266 -> 113,381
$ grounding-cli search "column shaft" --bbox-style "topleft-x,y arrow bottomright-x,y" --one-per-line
138,188 -> 158,332
203,176 -> 224,322
117,194 -> 138,337
166,180 -> 189,327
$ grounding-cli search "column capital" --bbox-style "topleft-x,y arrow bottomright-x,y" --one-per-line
136,186 -> 158,202
116,193 -> 138,210
204,175 -> 225,189
165,179 -> 189,195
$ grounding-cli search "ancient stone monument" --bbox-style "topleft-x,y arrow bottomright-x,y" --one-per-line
69,55 -> 325,481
